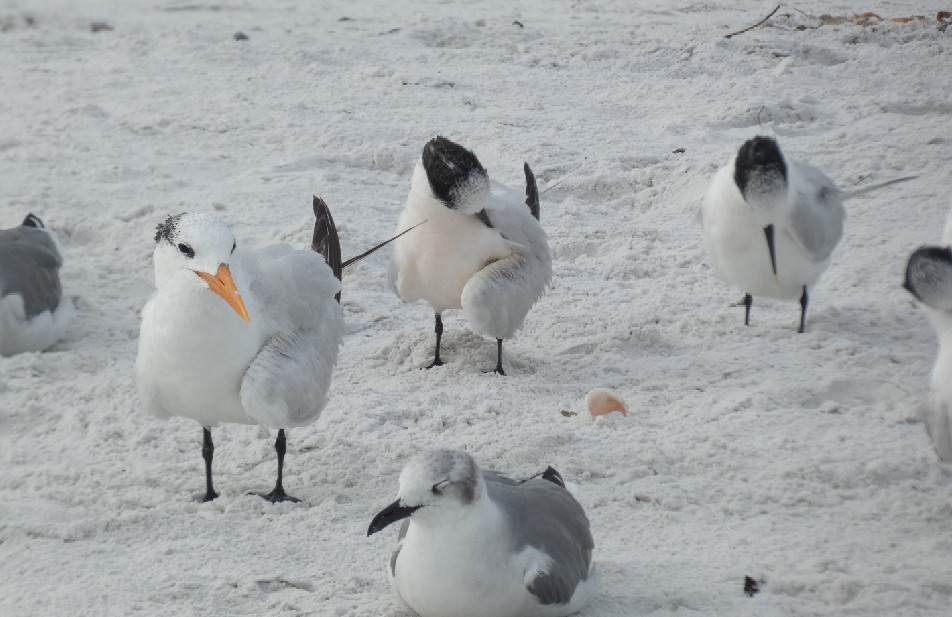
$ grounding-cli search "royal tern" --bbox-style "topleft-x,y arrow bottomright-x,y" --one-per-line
389,136 -> 552,374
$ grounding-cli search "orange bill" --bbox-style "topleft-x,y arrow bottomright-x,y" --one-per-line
195,264 -> 250,322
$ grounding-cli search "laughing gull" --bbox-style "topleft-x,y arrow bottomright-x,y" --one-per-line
904,232 -> 952,462
0,213 -> 74,356
389,136 -> 552,374
135,198 -> 343,502
367,450 -> 597,617
702,136 -> 846,332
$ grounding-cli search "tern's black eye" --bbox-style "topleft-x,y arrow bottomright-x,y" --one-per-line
177,243 -> 195,258
432,483 -> 442,496
231,241 -> 237,254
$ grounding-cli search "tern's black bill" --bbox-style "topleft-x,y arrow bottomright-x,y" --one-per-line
367,500 -> 421,536
763,224 -> 778,282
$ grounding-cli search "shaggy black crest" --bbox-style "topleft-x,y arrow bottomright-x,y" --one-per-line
903,245 -> 952,303
734,136 -> 787,200
154,214 -> 184,244
422,135 -> 487,207
22,213 -> 44,228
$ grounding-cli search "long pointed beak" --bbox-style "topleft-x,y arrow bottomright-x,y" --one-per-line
367,499 -> 421,537
763,225 -> 779,286
195,263 -> 250,322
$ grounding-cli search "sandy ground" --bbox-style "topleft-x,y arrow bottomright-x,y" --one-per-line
1,1 -> 951,616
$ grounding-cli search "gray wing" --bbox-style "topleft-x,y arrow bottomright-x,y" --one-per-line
390,519 -> 411,576
0,226 -> 64,318
485,473 -> 594,605
786,161 -> 845,263
239,245 -> 343,428
461,185 -> 553,340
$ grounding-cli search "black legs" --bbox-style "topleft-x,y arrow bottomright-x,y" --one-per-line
427,313 -> 444,369
494,339 -> 505,375
798,286 -> 808,334
201,427 -> 218,502
739,287 -> 808,332
254,429 -> 300,503
423,313 -> 506,375
203,427 -> 300,504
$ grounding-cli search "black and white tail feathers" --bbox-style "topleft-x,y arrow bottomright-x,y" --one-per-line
311,195 -> 428,304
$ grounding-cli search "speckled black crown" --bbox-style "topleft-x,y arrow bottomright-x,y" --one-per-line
734,136 -> 788,199
22,213 -> 44,228
422,136 -> 487,207
154,213 -> 184,243
903,245 -> 952,304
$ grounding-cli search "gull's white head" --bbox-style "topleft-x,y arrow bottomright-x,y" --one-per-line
367,449 -> 483,535
152,212 -> 250,322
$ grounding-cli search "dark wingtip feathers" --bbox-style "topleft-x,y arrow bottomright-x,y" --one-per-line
524,162 -> 540,220
22,213 -> 44,228
312,196 -> 343,303
541,466 -> 565,488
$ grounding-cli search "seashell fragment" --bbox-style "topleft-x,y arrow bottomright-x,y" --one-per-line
586,388 -> 628,417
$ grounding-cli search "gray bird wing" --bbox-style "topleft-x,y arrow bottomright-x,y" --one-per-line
786,161 -> 846,263
239,245 -> 343,428
461,184 -> 552,340
0,226 -> 64,318
485,472 -> 594,605
391,519 -> 411,576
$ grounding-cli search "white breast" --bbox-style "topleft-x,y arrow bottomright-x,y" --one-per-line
0,294 -> 74,357
135,288 -> 265,427
393,503 -> 530,617
703,165 -> 830,299
391,165 -> 511,313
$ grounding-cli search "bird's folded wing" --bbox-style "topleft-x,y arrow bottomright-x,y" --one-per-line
245,245 -> 341,329
487,476 -> 594,606
460,197 -> 552,340
240,318 -> 342,428
461,242 -> 551,340
787,163 -> 846,263
0,240 -> 64,318
390,520 -> 411,577
239,245 -> 343,428
0,227 -> 63,268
